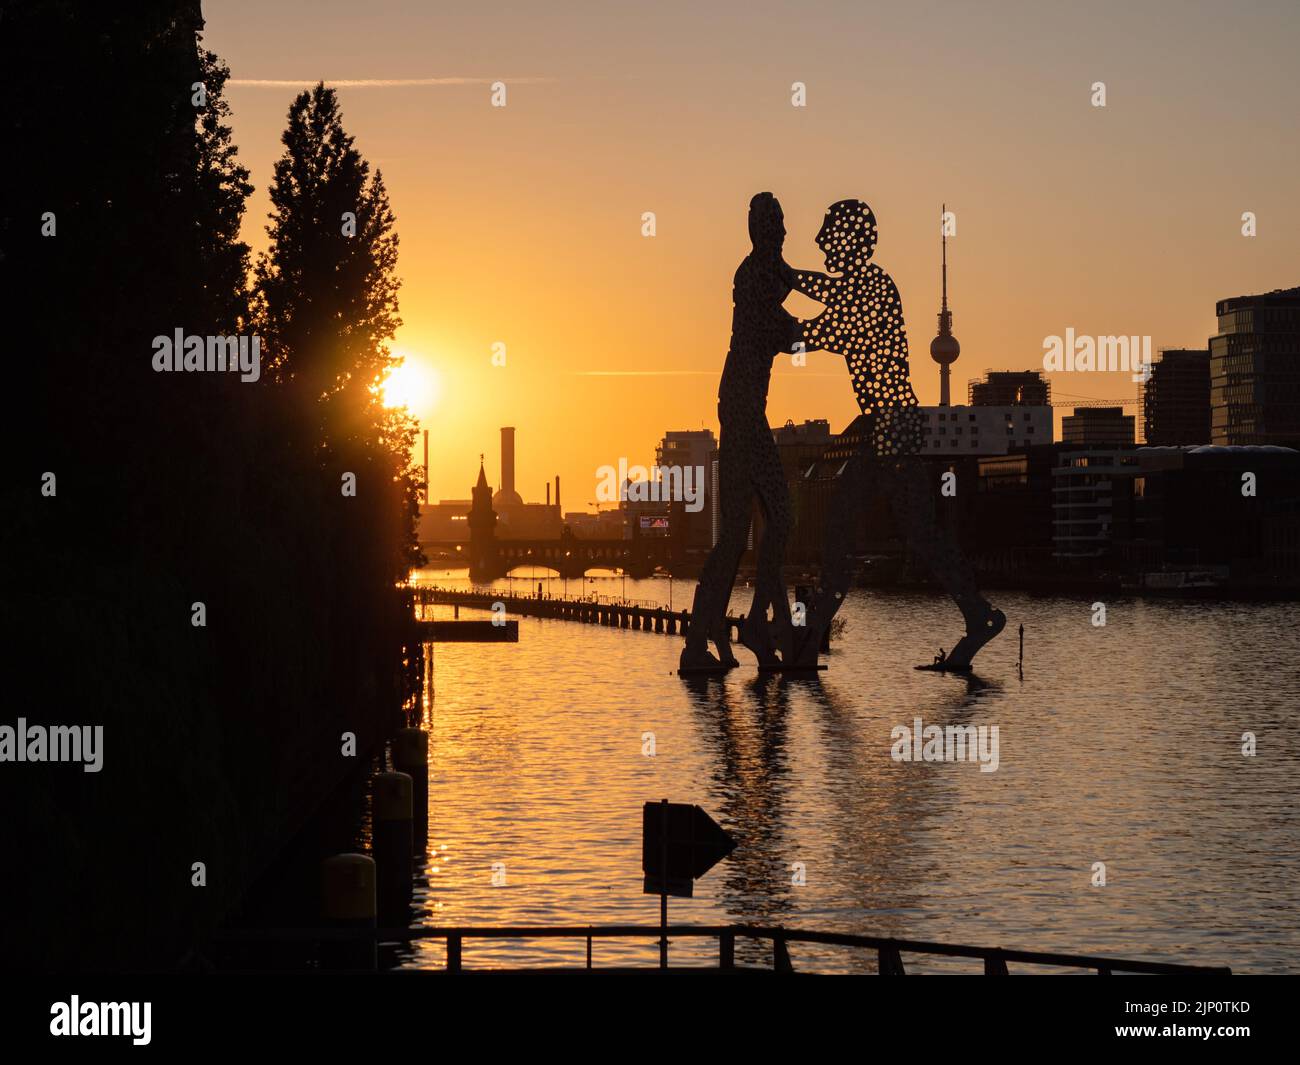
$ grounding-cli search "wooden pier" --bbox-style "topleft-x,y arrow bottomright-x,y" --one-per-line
409,584 -> 744,641
414,618 -> 518,642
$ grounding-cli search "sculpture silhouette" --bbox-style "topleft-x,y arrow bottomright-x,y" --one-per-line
680,192 -> 799,672
788,199 -> 1006,671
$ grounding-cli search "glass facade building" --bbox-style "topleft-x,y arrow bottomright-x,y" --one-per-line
1209,286 -> 1300,445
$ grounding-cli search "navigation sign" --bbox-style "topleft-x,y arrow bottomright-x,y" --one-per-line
642,800 -> 735,898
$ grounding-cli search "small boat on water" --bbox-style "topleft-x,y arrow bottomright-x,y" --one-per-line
1122,569 -> 1227,596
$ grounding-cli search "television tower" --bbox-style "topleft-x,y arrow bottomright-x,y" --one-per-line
929,204 -> 960,406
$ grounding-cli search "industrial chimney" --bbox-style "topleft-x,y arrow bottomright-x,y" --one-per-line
493,426 -> 523,507
502,427 -> 515,494
422,429 -> 429,504
555,475 -> 561,513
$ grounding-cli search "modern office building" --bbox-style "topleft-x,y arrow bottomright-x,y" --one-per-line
1051,448 -> 1141,561
1121,444 -> 1300,581
1209,286 -> 1300,446
656,429 -> 716,479
654,429 -> 717,549
1061,406 -> 1135,446
970,445 -> 1068,576
1140,349 -> 1210,445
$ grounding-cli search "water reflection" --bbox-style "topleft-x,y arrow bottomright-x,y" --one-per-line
388,569 -> 1300,973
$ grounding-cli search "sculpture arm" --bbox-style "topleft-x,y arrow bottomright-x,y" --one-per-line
789,267 -> 834,303
793,272 -> 845,356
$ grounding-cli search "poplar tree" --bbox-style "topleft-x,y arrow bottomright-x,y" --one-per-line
255,82 -> 421,581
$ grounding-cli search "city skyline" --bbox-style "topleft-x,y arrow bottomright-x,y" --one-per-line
203,0 -> 1300,507
11,0 -> 1300,1022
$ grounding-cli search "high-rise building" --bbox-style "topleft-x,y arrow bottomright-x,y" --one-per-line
655,429 -> 717,550
656,429 -> 716,477
1209,286 -> 1300,445
1140,349 -> 1210,445
969,370 -> 1051,407
1061,406 -> 1135,446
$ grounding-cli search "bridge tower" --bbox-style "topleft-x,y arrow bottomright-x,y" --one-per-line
468,457 -> 500,581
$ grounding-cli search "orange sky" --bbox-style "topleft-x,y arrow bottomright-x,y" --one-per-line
204,0 -> 1299,508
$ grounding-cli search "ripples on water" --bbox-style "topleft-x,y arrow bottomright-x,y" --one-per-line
389,570 -> 1300,973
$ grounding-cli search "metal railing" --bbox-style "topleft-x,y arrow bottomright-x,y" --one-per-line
219,923 -> 1231,975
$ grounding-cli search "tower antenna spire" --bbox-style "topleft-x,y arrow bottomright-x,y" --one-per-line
929,203 -> 960,407
941,202 -> 948,312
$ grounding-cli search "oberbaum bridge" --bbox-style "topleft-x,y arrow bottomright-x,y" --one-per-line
411,460 -> 772,642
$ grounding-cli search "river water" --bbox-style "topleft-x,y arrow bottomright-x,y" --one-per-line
389,568 -> 1300,973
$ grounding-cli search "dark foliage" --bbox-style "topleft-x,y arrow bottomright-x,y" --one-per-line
1,1 -> 420,968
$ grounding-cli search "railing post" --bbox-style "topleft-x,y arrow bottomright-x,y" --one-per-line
773,935 -> 794,973
446,933 -> 462,972
984,950 -> 1009,975
878,943 -> 906,975
719,930 -> 735,971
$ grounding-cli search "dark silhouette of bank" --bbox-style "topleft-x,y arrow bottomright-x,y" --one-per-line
2,3 -> 422,969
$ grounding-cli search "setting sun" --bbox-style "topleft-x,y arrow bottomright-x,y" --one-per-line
381,355 -> 440,412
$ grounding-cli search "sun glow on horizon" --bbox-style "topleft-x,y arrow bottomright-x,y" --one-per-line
381,354 -> 441,412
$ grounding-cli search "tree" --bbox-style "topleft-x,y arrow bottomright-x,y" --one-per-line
255,85 -> 398,404
255,82 -> 421,580
192,46 -> 254,332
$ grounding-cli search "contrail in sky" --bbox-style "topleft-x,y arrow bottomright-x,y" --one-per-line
574,370 -> 844,377
229,77 -> 554,88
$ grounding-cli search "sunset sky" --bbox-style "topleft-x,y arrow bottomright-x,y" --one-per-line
204,0 -> 1300,509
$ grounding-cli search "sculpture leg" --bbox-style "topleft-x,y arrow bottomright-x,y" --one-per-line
790,436 -> 875,667
742,421 -> 795,665
887,457 -> 1005,671
681,440 -> 751,670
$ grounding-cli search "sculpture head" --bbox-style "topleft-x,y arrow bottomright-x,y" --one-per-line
748,191 -> 786,254
816,199 -> 878,274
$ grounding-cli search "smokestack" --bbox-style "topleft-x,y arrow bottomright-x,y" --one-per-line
546,483 -> 550,506
500,426 -> 515,498
422,429 -> 429,504
555,475 -> 561,512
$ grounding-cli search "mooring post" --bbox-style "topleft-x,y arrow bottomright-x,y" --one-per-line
372,771 -> 413,924
320,854 -> 377,971
392,728 -> 429,855
659,798 -> 669,970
